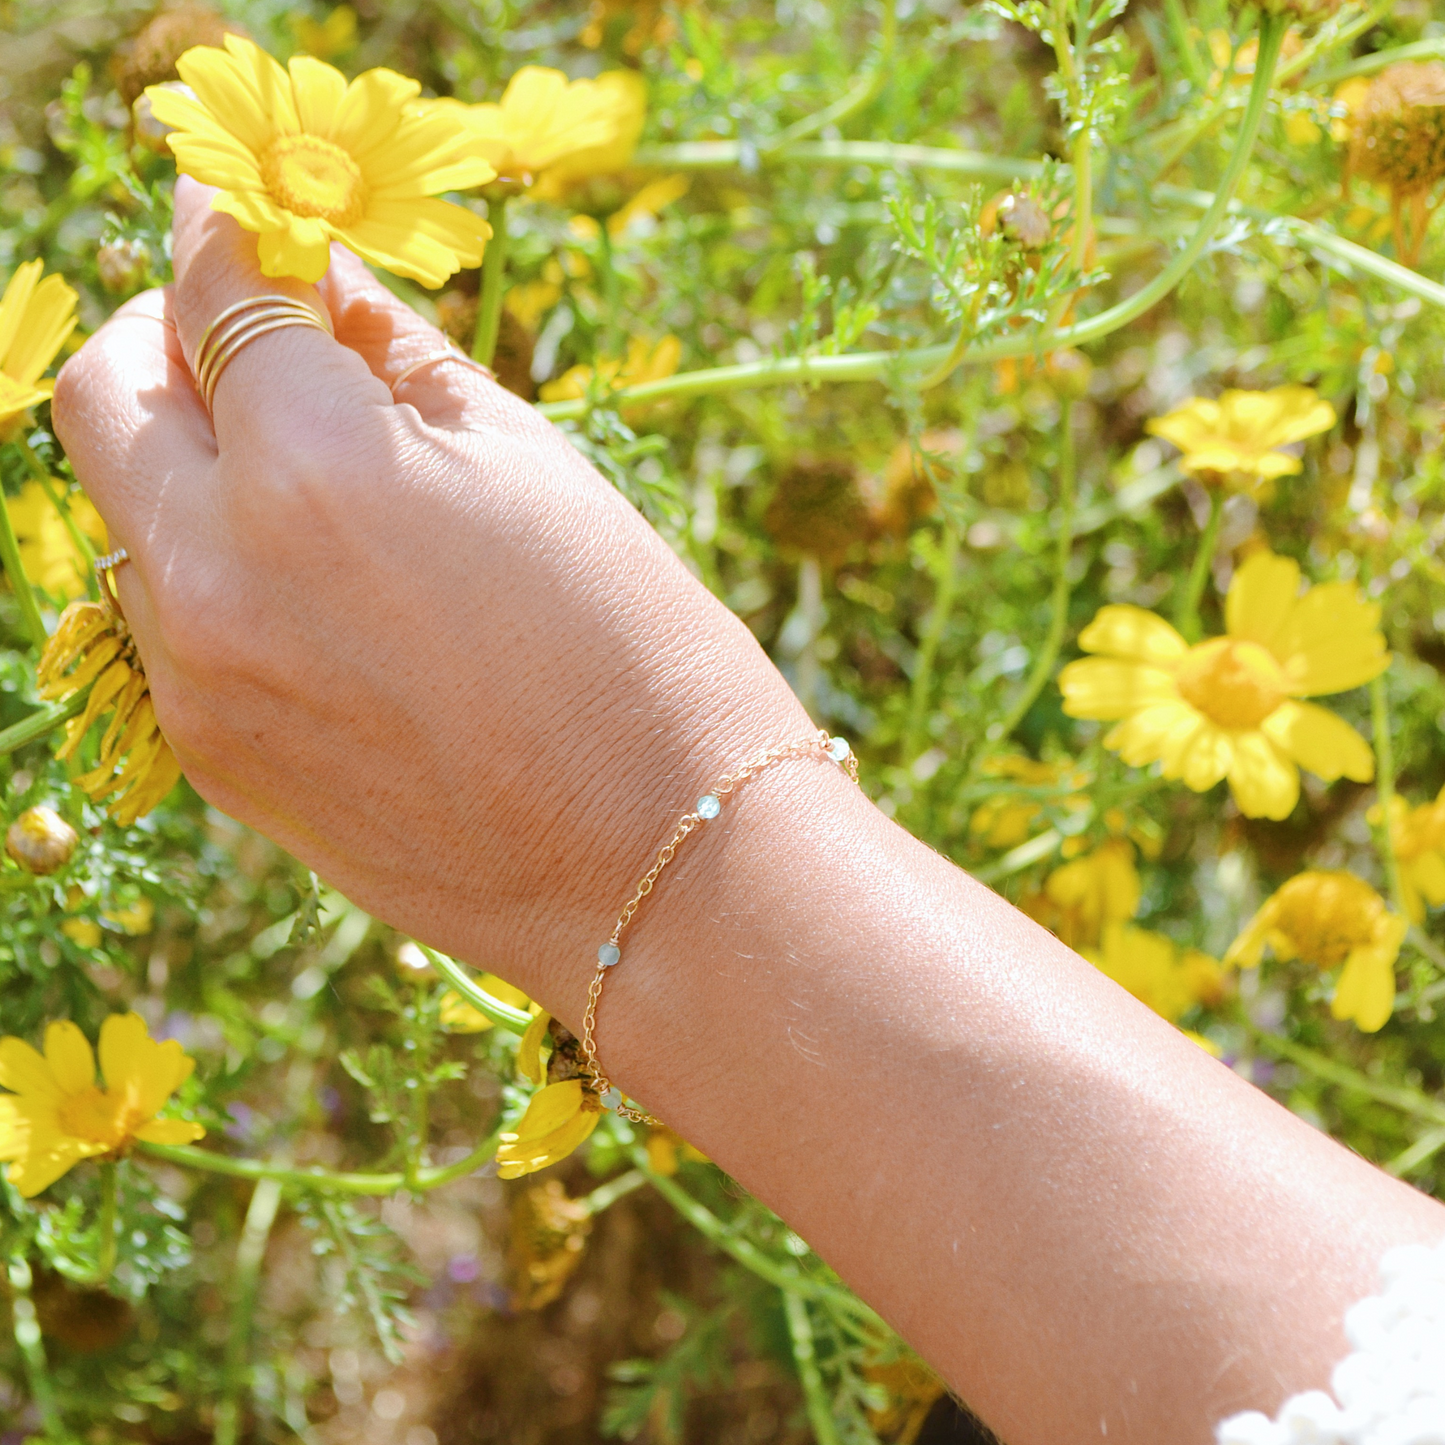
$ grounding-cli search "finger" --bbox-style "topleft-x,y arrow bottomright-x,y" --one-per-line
169,175 -> 389,448
51,288 -> 216,613
314,245 -> 557,440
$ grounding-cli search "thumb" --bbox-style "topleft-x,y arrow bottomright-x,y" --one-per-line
170,174 -> 389,446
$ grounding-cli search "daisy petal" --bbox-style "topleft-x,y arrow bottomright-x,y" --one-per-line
1226,551 -> 1300,653
1076,606 -> 1188,666
1226,732 -> 1299,819
1103,700 -> 1204,769
1276,583 -> 1388,695
43,1021 -> 95,1095
0,1037 -> 61,1102
1174,723 -> 1233,793
134,1117 -> 206,1145
1263,701 -> 1374,783
1058,659 -> 1178,720
289,54 -> 349,137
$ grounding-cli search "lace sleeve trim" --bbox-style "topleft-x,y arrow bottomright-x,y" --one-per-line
1216,1237 -> 1445,1445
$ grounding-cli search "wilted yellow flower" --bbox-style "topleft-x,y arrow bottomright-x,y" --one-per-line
510,1178 -> 591,1309
496,1079 -> 603,1180
1225,871 -> 1405,1032
0,1013 -> 204,1197
1145,386 -> 1335,496
433,67 -> 644,193
147,35 -> 494,285
38,601 -> 183,825
570,173 -> 691,242
969,754 -> 1088,850
7,481 -> 107,600
1083,923 -> 1226,1024
438,974 -> 531,1032
1021,838 -> 1140,951
1060,552 -> 1385,820
1371,789 -> 1445,923
0,261 -> 78,433
290,5 -> 357,59
539,334 -> 681,405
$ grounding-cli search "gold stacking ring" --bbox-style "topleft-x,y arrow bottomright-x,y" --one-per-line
94,547 -> 129,615
390,343 -> 495,395
193,295 -> 332,412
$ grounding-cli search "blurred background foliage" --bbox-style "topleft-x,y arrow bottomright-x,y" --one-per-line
3,0 -> 1445,1441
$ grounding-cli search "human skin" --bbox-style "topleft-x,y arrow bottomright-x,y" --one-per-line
53,177 -> 1445,1443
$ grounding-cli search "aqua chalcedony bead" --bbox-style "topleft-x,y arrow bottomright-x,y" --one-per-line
598,942 -> 621,968
696,794 -> 721,819
826,736 -> 851,763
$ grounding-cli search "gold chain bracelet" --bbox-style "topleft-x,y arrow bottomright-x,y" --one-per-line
580,728 -> 859,1123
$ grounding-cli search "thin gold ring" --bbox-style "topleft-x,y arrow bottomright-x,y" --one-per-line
95,547 -> 129,617
390,344 -> 495,395
192,295 -> 332,414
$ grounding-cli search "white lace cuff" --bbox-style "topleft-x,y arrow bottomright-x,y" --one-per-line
1216,1238 -> 1445,1445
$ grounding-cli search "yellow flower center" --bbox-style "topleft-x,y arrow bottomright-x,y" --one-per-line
1271,872 -> 1384,967
260,135 -> 367,225
57,1085 -> 143,1151
1173,637 -> 1288,729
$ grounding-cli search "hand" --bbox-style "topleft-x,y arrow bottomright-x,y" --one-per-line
53,176 -> 810,1018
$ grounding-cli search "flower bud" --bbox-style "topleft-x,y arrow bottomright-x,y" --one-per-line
112,4 -> 243,107
6,806 -> 78,875
980,191 -> 1051,249
96,237 -> 151,295
1044,348 -> 1094,401
131,85 -> 192,155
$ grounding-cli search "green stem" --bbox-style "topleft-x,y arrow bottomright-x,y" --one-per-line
214,1177 -> 283,1445
904,521 -> 959,761
783,1289 -> 841,1445
597,219 -> 620,363
1249,1028 -> 1445,1126
1309,33 -> 1445,87
0,695 -> 87,757
582,1167 -> 647,1215
472,192 -> 509,367
997,399 -> 1077,740
7,1254 -> 65,1440
545,20 -> 1285,421
1371,670 -> 1407,918
422,946 -> 532,1034
634,1151 -> 883,1326
1385,1125 -> 1445,1179
0,470 -> 48,652
768,0 -> 897,148
16,437 -> 96,581
1175,488 -> 1225,642
633,138 -> 1044,182
91,1160 -> 118,1286
137,1126 -> 501,1194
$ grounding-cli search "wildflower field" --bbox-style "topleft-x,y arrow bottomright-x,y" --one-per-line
3,0 -> 1445,1439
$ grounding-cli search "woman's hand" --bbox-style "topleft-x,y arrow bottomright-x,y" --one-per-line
53,176 -> 810,1018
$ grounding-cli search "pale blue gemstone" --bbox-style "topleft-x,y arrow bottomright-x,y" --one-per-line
826,736 -> 851,763
696,794 -> 721,820
598,942 -> 621,968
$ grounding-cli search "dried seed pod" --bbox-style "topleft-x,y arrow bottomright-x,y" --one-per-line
112,4 -> 244,107
5,806 -> 78,875
96,237 -> 151,295
765,455 -> 869,564
1349,63 -> 1445,196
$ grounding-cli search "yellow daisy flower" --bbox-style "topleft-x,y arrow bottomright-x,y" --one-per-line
438,973 -> 531,1032
1226,871 -> 1406,1032
0,1013 -> 204,1197
538,334 -> 681,405
146,35 -> 494,285
1059,551 -> 1385,820
1145,386 -> 1336,495
0,261 -> 79,433
7,481 -> 107,600
645,1126 -> 709,1176
38,601 -> 184,825
1372,789 -> 1445,922
1083,922 -> 1226,1024
290,5 -> 357,60
496,1079 -> 603,1180
1021,839 -> 1140,951
434,67 -> 644,193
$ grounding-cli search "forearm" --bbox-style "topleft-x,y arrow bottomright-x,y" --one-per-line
542,760 -> 1445,1443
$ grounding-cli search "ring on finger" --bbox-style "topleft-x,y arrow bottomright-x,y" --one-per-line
95,547 -> 129,617
390,343 -> 495,395
193,295 -> 333,413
